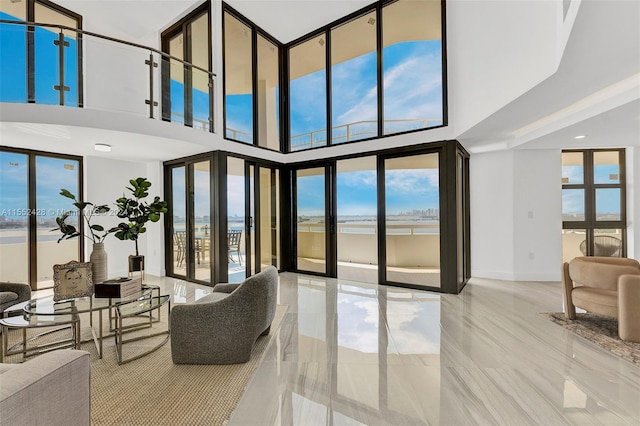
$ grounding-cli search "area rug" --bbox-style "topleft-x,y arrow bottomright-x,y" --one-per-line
539,312 -> 640,367
2,304 -> 287,425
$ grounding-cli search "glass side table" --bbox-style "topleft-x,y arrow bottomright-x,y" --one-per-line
115,294 -> 171,364
0,313 -> 80,362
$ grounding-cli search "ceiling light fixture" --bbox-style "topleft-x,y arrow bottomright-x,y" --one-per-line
94,143 -> 111,152
574,135 -> 586,139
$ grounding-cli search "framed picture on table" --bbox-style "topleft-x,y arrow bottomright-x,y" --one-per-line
53,261 -> 93,301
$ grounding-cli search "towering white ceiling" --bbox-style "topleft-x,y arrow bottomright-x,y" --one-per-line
3,0 -> 639,160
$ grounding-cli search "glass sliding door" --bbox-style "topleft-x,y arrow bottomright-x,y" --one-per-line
170,166 -> 187,276
384,153 -> 440,288
248,164 -> 256,277
336,156 -> 377,283
227,157 -> 247,282
35,155 -> 80,288
295,167 -> 328,274
166,158 -> 213,284
0,149 -> 81,290
258,166 -> 280,270
0,151 -> 29,283
193,161 -> 211,282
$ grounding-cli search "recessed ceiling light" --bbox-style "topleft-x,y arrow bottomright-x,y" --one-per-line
94,143 -> 111,152
574,135 -> 586,139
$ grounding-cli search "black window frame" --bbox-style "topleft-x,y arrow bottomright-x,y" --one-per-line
562,148 -> 627,257
221,4 -> 285,152
285,0 -> 448,153
161,1 -> 213,132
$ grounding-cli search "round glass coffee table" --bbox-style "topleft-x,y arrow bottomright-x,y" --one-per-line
0,313 -> 80,362
18,285 -> 161,359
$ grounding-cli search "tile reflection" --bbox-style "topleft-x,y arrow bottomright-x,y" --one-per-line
229,274 -> 640,426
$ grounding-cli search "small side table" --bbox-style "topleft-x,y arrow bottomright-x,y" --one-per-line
114,294 -> 170,364
0,314 -> 80,362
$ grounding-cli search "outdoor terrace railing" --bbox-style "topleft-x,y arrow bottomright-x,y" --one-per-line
290,118 -> 441,151
0,20 -> 216,133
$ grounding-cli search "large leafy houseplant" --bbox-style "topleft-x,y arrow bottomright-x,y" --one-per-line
52,189 -> 112,283
52,189 -> 112,243
110,178 -> 168,268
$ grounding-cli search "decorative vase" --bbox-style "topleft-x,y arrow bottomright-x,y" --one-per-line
90,243 -> 108,284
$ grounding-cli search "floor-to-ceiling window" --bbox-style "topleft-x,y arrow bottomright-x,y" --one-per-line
161,2 -> 212,131
223,11 -> 253,143
330,11 -> 378,144
0,148 -> 81,290
0,0 -> 82,105
382,0 -> 443,134
290,142 -> 468,293
223,5 -> 282,150
289,34 -> 328,150
287,0 -> 445,152
561,149 -> 627,262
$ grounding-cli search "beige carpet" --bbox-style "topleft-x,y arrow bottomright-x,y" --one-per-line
539,312 -> 640,367
3,305 -> 287,425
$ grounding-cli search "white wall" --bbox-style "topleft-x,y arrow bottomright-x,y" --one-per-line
470,150 -> 515,280
471,148 -> 564,282
84,156 -> 164,278
512,149 -> 562,281
448,0 -> 563,135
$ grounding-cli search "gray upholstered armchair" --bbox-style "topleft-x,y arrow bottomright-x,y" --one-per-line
0,282 -> 31,313
170,266 -> 278,364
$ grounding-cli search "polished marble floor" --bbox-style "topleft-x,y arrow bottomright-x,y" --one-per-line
224,273 -> 640,426
71,273 -> 640,425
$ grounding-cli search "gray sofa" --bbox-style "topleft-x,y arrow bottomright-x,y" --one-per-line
0,350 -> 91,425
0,282 -> 31,313
170,265 -> 278,364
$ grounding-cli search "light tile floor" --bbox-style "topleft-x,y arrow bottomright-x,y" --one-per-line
227,273 -> 640,426
36,273 -> 638,425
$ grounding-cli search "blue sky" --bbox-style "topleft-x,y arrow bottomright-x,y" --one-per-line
0,12 -> 77,105
0,152 -> 79,220
562,164 -> 620,215
227,39 -> 443,143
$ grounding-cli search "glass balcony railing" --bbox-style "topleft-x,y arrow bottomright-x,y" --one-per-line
0,20 -> 216,133
290,118 -> 441,151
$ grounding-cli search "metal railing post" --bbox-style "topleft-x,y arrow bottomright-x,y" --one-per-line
145,53 -> 158,119
53,30 -> 70,106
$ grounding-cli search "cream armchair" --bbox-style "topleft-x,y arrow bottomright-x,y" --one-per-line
562,256 -> 640,342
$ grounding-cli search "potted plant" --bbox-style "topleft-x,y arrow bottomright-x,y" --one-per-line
110,177 -> 168,275
52,189 -> 112,283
